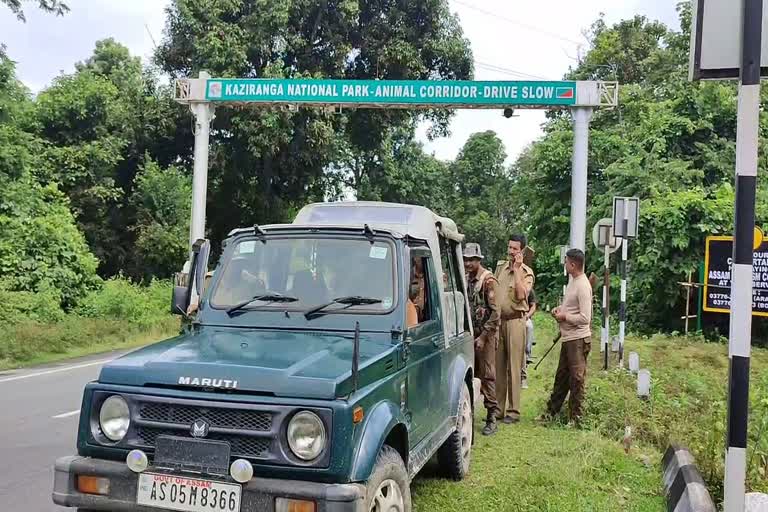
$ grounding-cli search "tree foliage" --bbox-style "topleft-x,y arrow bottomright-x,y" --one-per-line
155,0 -> 473,244
29,38 -> 191,277
508,2 -> 768,332
131,159 -> 192,280
2,0 -> 68,22
0,55 -> 99,308
4,0 -> 763,336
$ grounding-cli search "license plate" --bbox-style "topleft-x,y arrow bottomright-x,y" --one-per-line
136,473 -> 241,512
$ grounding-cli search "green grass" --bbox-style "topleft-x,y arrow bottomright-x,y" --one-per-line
412,316 -> 665,512
413,315 -> 768,510
0,317 -> 180,370
0,277 -> 179,370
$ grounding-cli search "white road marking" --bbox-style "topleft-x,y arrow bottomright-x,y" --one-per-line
52,409 -> 80,419
0,359 -> 112,384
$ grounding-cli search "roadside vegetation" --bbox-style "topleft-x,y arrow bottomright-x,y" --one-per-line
412,316 -> 768,511
0,277 -> 178,369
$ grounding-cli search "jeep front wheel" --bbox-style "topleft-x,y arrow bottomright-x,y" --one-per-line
365,445 -> 412,512
437,382 -> 473,480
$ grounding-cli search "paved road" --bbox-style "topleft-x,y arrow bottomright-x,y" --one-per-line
0,351 -> 129,511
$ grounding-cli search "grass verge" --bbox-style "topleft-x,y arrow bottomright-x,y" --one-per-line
413,315 -> 768,510
0,317 -> 179,370
412,316 -> 665,512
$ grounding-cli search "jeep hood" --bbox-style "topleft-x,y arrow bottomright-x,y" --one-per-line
98,327 -> 397,399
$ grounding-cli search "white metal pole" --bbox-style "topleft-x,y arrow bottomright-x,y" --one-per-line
619,213 -> 628,369
724,1 -> 761,509
188,73 -> 215,250
569,107 -> 593,252
602,244 -> 610,370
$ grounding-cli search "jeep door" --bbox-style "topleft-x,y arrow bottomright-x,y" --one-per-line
404,243 -> 445,445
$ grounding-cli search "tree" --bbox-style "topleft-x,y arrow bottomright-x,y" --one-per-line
32,39 -> 192,277
2,0 -> 68,22
131,159 -> 192,280
155,0 -> 472,244
0,55 -> 99,308
507,2 -> 768,333
437,131 -> 515,263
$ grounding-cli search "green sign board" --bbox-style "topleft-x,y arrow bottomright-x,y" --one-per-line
204,79 -> 577,107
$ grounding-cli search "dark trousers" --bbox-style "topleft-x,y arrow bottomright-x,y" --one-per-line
474,332 -> 499,420
546,337 -> 591,420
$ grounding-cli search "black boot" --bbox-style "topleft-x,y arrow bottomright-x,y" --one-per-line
482,417 -> 497,436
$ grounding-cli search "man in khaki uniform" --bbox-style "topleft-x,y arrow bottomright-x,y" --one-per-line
463,243 -> 501,436
494,234 -> 534,424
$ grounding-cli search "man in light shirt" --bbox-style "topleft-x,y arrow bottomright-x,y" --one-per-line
543,248 -> 593,424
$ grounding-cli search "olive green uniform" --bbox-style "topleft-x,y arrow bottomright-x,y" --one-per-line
467,268 -> 500,420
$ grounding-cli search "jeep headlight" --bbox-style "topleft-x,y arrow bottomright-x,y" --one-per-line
99,395 -> 130,442
287,411 -> 326,461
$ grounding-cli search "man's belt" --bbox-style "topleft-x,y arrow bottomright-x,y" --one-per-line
501,310 -> 525,320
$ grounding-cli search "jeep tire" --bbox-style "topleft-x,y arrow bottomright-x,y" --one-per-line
364,445 -> 412,512
437,382 -> 473,480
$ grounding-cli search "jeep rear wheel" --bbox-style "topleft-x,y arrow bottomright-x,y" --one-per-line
437,382 -> 473,480
365,445 -> 412,512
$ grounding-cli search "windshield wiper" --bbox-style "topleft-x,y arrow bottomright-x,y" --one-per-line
304,296 -> 383,320
226,293 -> 298,316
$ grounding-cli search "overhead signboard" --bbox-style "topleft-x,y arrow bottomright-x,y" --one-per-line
204,78 -> 578,108
704,228 -> 768,317
689,0 -> 768,80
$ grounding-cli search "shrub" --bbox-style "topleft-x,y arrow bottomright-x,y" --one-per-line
579,333 -> 768,501
76,276 -> 172,329
0,316 -> 179,364
0,279 -> 65,324
0,173 -> 101,308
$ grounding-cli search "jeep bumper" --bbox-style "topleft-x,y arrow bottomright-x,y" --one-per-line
53,456 -> 366,512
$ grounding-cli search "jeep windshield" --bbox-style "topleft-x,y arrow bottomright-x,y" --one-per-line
210,236 -> 396,314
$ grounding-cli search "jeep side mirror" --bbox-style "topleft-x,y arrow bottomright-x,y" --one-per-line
171,285 -> 189,316
171,238 -> 211,316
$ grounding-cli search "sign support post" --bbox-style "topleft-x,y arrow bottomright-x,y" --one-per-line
613,196 -> 638,369
619,210 -> 628,368
188,71 -> 215,250
592,217 -> 620,370
724,1 -> 762,509
603,244 -> 610,369
569,107 -> 593,251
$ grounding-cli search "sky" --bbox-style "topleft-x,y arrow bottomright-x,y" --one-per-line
0,0 -> 680,164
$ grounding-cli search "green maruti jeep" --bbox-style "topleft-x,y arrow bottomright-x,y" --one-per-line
52,202 -> 476,512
